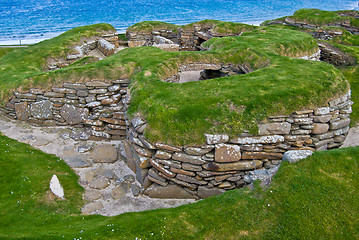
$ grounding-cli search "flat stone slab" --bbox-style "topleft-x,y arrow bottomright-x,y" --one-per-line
283,150 -> 314,163
90,144 -> 118,163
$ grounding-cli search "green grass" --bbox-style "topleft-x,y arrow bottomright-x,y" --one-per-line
0,133 -> 358,239
0,48 -> 17,59
126,21 -> 180,33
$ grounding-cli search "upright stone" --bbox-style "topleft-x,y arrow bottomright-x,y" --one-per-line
14,102 -> 29,121
30,100 -> 53,119
60,104 -> 89,125
215,144 -> 241,163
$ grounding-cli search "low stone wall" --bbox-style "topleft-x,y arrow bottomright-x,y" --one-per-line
2,79 -> 130,141
97,38 -> 116,56
124,91 -> 352,199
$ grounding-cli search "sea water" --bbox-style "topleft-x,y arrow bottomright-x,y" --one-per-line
1,0 -> 358,45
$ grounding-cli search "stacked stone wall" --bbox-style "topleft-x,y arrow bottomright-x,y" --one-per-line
124,91 -> 352,199
97,38 -> 116,56
1,79 -> 130,141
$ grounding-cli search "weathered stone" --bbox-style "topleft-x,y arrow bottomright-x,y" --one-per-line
284,135 -> 311,141
155,150 -> 172,160
170,167 -> 196,176
108,84 -> 121,92
99,117 -> 126,125
15,92 -> 37,100
204,160 -> 262,172
84,190 -> 102,201
101,98 -> 115,105
242,144 -> 263,151
330,118 -> 350,130
242,151 -> 282,160
182,163 -> 203,172
290,129 -> 312,135
184,146 -> 214,156
89,176 -> 110,189
176,174 -> 206,185
139,156 -> 151,169
150,159 -> 176,178
90,144 -> 118,163
312,123 -> 329,134
258,122 -> 291,135
205,134 -> 229,144
86,101 -> 102,108
155,143 -> 182,152
148,170 -> 167,186
131,184 -> 141,196
313,131 -> 334,141
63,83 -> 87,90
243,166 -> 279,184
218,182 -> 233,189
215,144 -> 241,163
156,159 -> 181,169
230,135 -> 284,144
89,89 -> 108,94
85,81 -> 111,87
134,145 -> 153,157
96,168 -> 115,179
52,87 -> 76,94
111,185 -> 128,199
334,135 -> 346,143
198,186 -> 225,199
44,92 -> 65,98
15,102 -> 29,121
131,116 -> 146,128
333,126 -> 350,136
60,104 -> 89,125
113,79 -> 131,84
84,119 -> 104,126
108,124 -> 126,130
293,118 -> 313,125
30,100 -> 53,119
69,128 -> 91,140
106,130 -> 126,136
283,150 -> 314,163
144,184 -> 197,199
172,153 -> 206,165
82,201 -> 103,215
138,135 -> 156,149
314,107 -> 330,115
113,112 -> 125,119
314,138 -> 335,148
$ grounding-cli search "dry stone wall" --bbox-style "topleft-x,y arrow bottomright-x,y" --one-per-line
124,91 -> 352,199
1,78 -> 352,199
2,79 -> 131,141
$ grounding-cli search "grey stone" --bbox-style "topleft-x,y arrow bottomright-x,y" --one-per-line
205,134 -> 229,144
283,150 -> 314,163
144,184 -> 197,199
124,174 -> 136,183
85,81 -> 111,87
84,190 -> 102,201
155,150 -> 172,160
30,100 -> 53,119
258,122 -> 291,135
314,107 -> 330,115
96,168 -> 115,179
15,102 -> 29,121
89,176 -> 110,189
172,153 -> 206,165
176,174 -> 206,185
111,185 -> 128,199
215,144 -> 241,163
182,163 -> 203,172
312,123 -> 329,134
60,104 -> 89,125
204,160 -> 262,171
243,166 -> 279,184
65,155 -> 92,168
230,135 -> 284,144
90,144 -> 118,163
330,118 -> 350,130
69,128 -> 91,140
198,186 -> 225,199
184,146 -> 214,156
131,184 -> 141,196
82,201 -> 103,215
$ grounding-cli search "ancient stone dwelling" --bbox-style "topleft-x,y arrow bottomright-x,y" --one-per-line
0,22 -> 354,201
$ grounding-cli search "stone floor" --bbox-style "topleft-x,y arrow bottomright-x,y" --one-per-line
0,114 -> 195,216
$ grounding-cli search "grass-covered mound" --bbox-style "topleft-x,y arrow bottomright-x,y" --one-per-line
0,23 -> 115,100
0,133 -> 358,239
0,22 -> 349,145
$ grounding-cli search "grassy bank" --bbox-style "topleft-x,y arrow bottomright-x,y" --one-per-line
0,133 -> 358,239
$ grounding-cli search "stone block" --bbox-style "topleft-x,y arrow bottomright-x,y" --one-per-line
172,153 -> 206,165
184,146 -> 214,156
134,145 -> 154,157
215,144 -> 241,163
205,134 -> 229,144
60,104 -> 89,125
90,144 -> 118,163
312,123 -> 329,134
230,135 -> 284,144
182,163 -> 203,172
15,102 -> 29,121
155,143 -> 182,152
85,81 -> 111,87
144,184 -> 197,199
314,107 -> 330,115
282,150 -> 313,163
204,160 -> 262,172
176,174 -> 207,185
258,122 -> 291,135
170,167 -> 196,177
330,118 -> 350,130
30,100 -> 53,119
241,152 -> 282,160
150,159 -> 176,178
155,150 -> 172,160
198,186 -> 225,199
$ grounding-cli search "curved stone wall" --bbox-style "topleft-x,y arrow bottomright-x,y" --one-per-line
1,82 -> 352,199
124,91 -> 352,199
